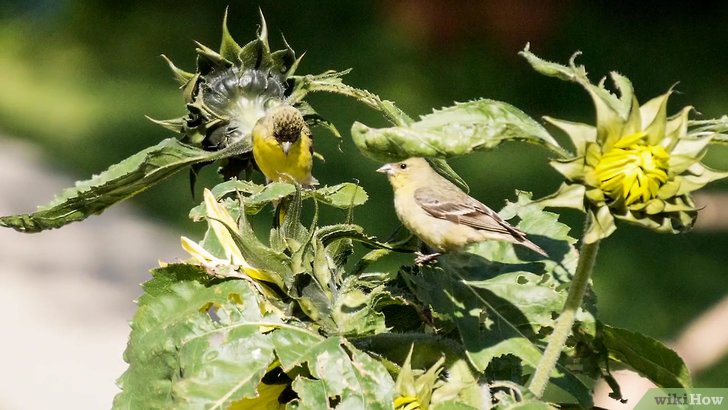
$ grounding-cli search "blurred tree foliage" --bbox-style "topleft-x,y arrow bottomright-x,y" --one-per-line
1,0 -> 726,386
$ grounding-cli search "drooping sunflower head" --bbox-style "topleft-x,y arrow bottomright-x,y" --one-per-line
154,11 -> 300,147
150,10 -> 333,180
523,46 -> 728,242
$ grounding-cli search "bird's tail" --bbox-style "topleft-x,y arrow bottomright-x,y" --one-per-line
519,237 -> 548,257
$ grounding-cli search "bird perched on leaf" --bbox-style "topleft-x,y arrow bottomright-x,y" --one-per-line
252,104 -> 318,187
377,157 -> 547,264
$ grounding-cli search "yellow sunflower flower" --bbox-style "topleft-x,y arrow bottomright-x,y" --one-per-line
393,346 -> 446,410
522,46 -> 728,243
228,362 -> 293,410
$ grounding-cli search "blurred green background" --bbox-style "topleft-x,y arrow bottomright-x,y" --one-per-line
1,0 -> 726,387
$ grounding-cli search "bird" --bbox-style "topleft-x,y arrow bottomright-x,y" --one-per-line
377,157 -> 547,264
252,104 -> 318,187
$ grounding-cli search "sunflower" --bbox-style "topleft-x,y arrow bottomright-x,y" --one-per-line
522,46 -> 728,243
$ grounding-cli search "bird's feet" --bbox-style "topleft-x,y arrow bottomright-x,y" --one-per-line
415,251 -> 441,265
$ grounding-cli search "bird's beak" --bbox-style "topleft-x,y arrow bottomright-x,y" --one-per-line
281,141 -> 292,156
376,164 -> 393,176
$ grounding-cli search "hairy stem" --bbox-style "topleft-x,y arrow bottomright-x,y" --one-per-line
528,237 -> 601,398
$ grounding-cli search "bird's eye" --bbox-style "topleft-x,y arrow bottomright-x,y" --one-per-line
399,163 -> 407,170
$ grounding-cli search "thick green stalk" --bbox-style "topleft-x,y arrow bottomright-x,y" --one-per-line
528,238 -> 601,398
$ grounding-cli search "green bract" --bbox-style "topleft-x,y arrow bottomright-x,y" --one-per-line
151,10 -> 340,179
522,46 -> 728,243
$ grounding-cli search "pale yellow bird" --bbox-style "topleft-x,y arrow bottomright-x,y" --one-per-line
377,157 -> 547,264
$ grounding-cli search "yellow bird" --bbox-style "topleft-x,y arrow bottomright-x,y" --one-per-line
377,157 -> 547,264
252,105 -> 318,187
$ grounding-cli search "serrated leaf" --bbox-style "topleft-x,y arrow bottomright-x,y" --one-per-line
602,325 -> 692,389
312,183 -> 369,208
291,71 -> 413,127
1,138 -> 250,233
519,44 -> 581,82
315,223 -> 410,252
533,183 -> 586,211
332,275 -> 403,336
351,99 -> 565,163
290,378 -> 331,410
271,334 -> 396,409
114,264 -> 282,409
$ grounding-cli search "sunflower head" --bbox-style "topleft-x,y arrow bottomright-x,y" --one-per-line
593,131 -> 670,206
150,10 -> 327,181
522,46 -> 728,243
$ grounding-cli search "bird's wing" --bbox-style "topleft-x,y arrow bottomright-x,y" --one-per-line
414,187 -> 527,240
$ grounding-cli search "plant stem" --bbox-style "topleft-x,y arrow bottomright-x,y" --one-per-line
528,238 -> 601,398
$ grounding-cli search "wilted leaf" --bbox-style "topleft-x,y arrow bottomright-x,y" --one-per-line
1,138 -> 249,233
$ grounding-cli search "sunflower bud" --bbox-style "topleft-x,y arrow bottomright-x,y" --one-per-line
522,46 -> 728,243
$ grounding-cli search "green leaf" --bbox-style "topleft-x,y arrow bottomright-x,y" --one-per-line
533,183 -> 586,211
410,266 -> 545,371
315,224 -> 400,250
312,183 -> 369,208
246,182 -> 298,214
271,334 -> 397,409
584,206 -> 617,244
427,158 -> 470,193
289,378 -> 331,410
432,403 -> 480,410
114,264 -> 282,409
1,138 -> 250,233
405,192 -> 594,406
351,99 -> 565,163
602,325 -> 692,389
217,199 -> 293,282
190,182 -> 368,218
332,275 -> 403,335
494,401 -> 556,410
519,44 -> 582,83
